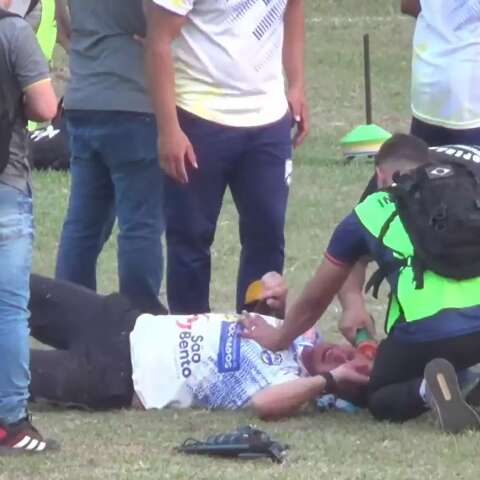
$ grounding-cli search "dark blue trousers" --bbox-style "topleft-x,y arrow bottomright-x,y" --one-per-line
166,109 -> 292,313
410,117 -> 480,146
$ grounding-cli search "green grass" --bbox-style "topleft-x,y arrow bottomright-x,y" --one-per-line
3,1 -> 480,478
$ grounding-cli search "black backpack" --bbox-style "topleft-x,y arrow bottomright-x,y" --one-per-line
367,160 -> 480,297
0,9 -> 20,174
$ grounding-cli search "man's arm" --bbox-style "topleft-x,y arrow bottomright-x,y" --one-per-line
145,3 -> 197,184
337,256 -> 376,344
251,363 -> 369,420
251,375 -> 327,419
55,0 -> 71,52
400,0 -> 421,17
242,259 -> 352,351
24,80 -> 57,121
242,213 -> 369,351
283,0 -> 308,147
13,21 -> 58,121
275,259 -> 352,349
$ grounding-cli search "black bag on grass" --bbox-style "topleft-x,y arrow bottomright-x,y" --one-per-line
28,101 -> 70,171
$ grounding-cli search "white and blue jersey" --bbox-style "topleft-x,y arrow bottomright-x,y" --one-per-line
130,313 -> 303,410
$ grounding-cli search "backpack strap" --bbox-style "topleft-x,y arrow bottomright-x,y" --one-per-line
26,0 -> 41,16
0,10 -> 21,21
365,257 -> 406,299
365,208 -> 403,299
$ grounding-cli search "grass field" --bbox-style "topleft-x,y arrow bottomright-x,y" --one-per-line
3,1 -> 480,478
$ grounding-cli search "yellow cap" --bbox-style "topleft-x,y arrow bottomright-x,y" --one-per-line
244,280 -> 264,305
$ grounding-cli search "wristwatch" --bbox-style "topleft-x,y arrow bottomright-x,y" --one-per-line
318,371 -> 337,394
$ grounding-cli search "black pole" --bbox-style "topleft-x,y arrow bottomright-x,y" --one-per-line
363,33 -> 372,125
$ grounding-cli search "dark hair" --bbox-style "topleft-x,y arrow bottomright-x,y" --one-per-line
375,133 -> 430,168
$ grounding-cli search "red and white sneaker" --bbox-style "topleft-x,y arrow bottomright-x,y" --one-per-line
0,417 -> 60,454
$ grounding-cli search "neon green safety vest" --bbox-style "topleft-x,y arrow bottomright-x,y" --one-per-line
354,191 -> 480,333
28,0 -> 58,131
36,0 -> 57,61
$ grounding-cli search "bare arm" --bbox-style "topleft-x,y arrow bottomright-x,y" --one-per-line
55,0 -> 71,51
251,362 -> 369,420
283,0 -> 308,147
401,0 -> 421,17
251,375 -> 326,419
275,259 -> 351,349
242,258 -> 352,351
337,256 -> 375,343
23,80 -> 58,122
145,3 -> 197,183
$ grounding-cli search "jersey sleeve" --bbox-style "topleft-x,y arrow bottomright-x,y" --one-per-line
325,212 -> 370,266
10,19 -> 50,91
152,0 -> 194,16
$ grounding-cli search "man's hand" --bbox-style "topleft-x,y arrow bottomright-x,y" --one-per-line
259,272 -> 288,318
331,359 -> 370,389
240,312 -> 282,351
146,3 -> 189,182
337,257 -> 374,344
339,307 -> 376,345
287,86 -> 309,148
158,127 -> 198,184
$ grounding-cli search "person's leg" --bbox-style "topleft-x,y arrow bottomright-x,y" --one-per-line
410,117 -> 480,147
0,185 -> 33,425
367,335 -> 428,422
229,113 -> 292,311
100,113 -> 165,314
30,346 -> 133,410
29,274 -> 117,349
410,117 -> 453,146
29,294 -> 139,410
439,126 -> 480,146
166,109 -> 243,313
368,330 -> 480,422
55,111 -> 115,291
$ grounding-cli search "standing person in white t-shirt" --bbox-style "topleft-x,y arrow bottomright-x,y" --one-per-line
402,0 -> 480,145
145,0 -> 309,314
27,272 -> 370,419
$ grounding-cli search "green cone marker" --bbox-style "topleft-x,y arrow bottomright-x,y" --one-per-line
340,34 -> 392,162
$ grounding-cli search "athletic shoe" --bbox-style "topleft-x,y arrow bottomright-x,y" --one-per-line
465,380 -> 480,407
0,416 -> 60,455
424,358 -> 480,434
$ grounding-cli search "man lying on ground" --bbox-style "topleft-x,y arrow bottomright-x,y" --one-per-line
28,273 -> 370,419
242,135 -> 480,433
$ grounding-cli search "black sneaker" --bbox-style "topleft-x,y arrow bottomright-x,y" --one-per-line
465,378 -> 480,407
0,417 -> 60,455
424,358 -> 480,434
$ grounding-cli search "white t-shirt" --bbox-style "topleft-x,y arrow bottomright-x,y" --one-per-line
130,313 -> 303,410
411,0 -> 480,129
152,0 -> 289,127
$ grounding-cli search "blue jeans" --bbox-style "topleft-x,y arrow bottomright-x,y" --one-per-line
55,111 -> 165,313
0,183 -> 33,424
166,109 -> 293,313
